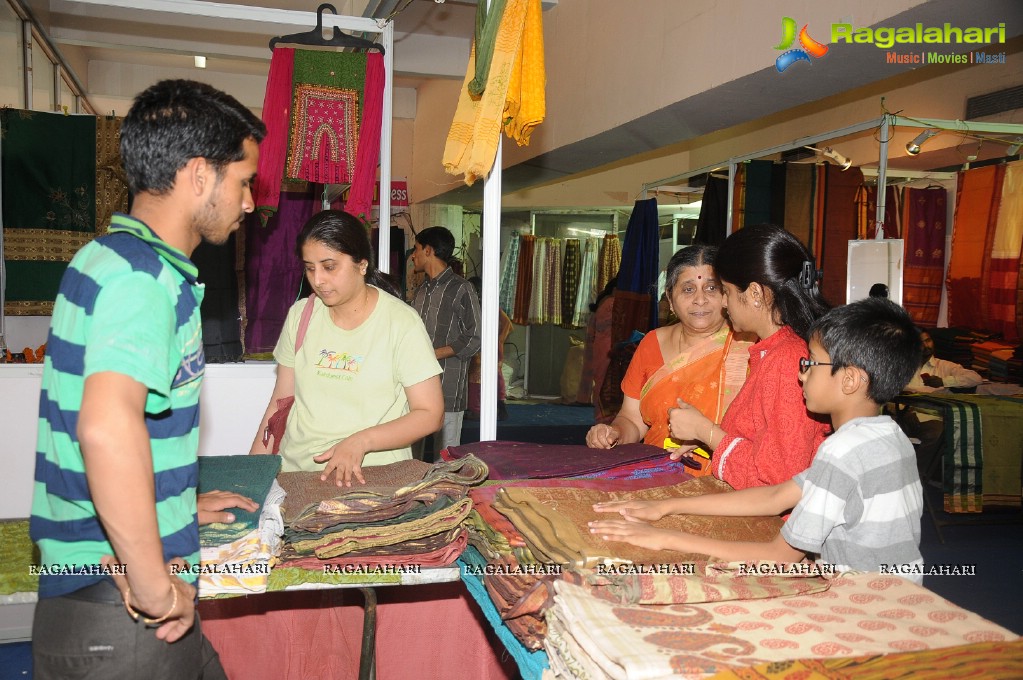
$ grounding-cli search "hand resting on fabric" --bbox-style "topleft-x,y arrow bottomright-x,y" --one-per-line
197,490 -> 259,525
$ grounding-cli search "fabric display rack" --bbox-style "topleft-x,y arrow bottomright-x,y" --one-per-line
499,231 -> 621,328
641,115 -> 1023,332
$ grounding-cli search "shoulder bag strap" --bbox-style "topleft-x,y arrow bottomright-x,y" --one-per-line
295,293 -> 317,351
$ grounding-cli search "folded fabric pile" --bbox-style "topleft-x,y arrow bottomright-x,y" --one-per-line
197,455 -> 284,596
463,475 -> 783,650
927,327 -> 978,368
544,571 -> 1019,679
492,476 -> 782,568
1008,350 -> 1023,384
277,456 -> 487,569
971,340 -> 1018,382
466,472 -> 684,562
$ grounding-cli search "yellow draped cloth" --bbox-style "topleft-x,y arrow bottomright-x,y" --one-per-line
443,0 -> 546,185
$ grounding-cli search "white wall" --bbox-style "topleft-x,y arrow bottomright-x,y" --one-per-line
1,362 -> 277,519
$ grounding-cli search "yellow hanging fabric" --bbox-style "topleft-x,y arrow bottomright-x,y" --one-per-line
443,0 -> 532,185
503,0 -> 546,146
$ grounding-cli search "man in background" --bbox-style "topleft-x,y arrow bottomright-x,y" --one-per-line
30,79 -> 264,678
905,330 -> 983,392
411,226 -> 481,460
899,329 -> 984,479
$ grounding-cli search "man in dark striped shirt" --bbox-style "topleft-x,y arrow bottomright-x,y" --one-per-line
411,227 -> 481,460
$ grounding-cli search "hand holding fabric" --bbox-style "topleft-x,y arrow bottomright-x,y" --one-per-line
314,437 -> 367,487
667,398 -> 712,443
585,423 -> 621,449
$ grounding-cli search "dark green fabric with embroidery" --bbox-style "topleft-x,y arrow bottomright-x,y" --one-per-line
1,109 -> 96,310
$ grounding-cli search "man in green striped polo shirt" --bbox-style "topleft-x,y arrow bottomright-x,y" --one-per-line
30,80 -> 265,679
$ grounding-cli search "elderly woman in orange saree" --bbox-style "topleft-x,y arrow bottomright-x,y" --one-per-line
585,245 -> 750,476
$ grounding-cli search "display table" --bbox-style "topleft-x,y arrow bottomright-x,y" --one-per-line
893,393 -> 1023,512
199,575 -> 515,680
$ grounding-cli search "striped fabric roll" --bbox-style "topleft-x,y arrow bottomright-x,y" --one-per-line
561,239 -> 581,328
596,234 -> 622,294
499,231 -> 522,315
528,237 -> 549,324
572,238 -> 599,328
512,234 -> 535,325
546,238 -> 563,326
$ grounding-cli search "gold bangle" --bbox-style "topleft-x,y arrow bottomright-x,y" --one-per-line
124,585 -> 178,625
707,423 -> 717,445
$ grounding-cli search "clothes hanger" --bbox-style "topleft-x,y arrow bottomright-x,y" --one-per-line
269,3 -> 385,53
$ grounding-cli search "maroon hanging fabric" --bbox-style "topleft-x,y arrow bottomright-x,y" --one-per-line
902,187 -> 947,326
343,51 -> 384,221
818,165 -> 864,305
512,234 -> 536,325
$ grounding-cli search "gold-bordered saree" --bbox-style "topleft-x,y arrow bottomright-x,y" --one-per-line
638,327 -> 750,475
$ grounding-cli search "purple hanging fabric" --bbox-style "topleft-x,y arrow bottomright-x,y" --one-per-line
244,189 -> 318,353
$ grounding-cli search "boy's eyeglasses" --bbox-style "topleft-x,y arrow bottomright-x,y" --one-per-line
799,357 -> 834,373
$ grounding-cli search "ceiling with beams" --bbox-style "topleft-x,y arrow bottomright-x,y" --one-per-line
34,0 -> 1023,206
46,0 -> 481,86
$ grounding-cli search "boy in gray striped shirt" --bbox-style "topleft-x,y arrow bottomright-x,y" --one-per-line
592,298 -> 925,582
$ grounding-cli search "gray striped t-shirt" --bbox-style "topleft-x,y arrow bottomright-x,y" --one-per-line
782,415 -> 924,584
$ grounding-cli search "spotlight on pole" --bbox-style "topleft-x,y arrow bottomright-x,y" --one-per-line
906,129 -> 939,155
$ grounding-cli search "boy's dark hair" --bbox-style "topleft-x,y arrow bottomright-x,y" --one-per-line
121,79 -> 266,195
810,297 -> 922,404
415,226 -> 456,263
715,224 -> 831,339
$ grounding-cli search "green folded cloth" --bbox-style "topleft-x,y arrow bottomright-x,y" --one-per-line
198,455 -> 282,547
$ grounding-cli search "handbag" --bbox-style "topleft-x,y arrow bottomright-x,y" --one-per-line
262,294 -> 316,454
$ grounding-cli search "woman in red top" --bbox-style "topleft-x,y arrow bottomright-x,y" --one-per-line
668,224 -> 832,489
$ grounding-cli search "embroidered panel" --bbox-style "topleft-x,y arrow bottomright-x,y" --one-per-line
286,84 -> 360,185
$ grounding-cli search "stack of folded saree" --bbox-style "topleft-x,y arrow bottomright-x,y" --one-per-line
198,455 -> 285,596
543,571 -> 1019,679
492,476 -> 782,569
464,475 -> 783,650
277,456 -> 488,569
465,466 -> 687,562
